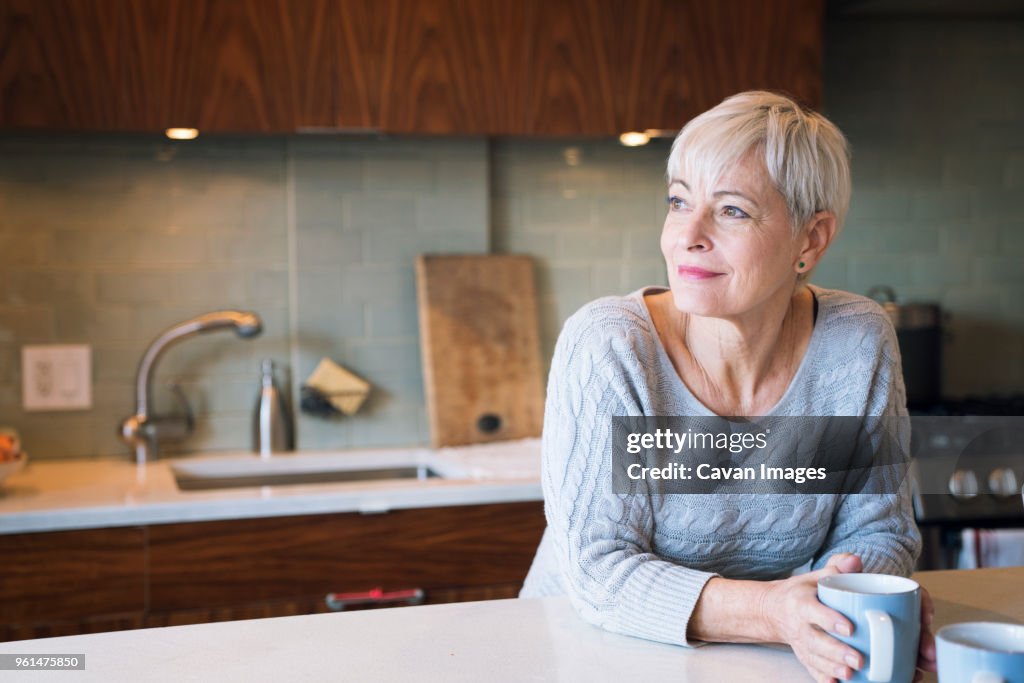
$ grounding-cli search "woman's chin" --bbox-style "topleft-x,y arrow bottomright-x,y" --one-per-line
669,288 -> 728,317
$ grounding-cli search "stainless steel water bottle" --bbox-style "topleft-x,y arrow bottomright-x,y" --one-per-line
254,359 -> 294,456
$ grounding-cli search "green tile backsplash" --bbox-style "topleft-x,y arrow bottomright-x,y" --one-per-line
1,18 -> 1022,461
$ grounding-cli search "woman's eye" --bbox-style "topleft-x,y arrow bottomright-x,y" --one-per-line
666,196 -> 685,211
722,205 -> 750,219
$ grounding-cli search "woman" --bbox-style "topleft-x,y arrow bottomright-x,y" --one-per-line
520,91 -> 937,683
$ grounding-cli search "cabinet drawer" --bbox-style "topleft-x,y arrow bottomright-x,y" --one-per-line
0,527 -> 146,623
147,502 -> 546,612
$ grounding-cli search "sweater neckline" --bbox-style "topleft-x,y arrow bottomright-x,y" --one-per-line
630,284 -> 828,418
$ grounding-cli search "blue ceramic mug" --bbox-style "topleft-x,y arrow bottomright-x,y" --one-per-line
937,622 -> 1024,683
817,573 -> 921,683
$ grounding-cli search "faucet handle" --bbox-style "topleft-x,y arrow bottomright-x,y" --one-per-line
163,385 -> 195,438
142,383 -> 195,440
168,383 -> 195,433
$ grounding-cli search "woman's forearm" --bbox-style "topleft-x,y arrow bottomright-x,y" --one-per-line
687,576 -> 781,644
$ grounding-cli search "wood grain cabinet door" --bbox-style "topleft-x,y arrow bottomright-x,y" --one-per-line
147,502 -> 547,613
521,0 -> 618,136
361,0 -> 822,135
0,527 -> 146,626
331,0 -> 395,130
376,0 -> 530,135
0,0 -> 339,132
0,0 -> 123,130
0,0 -> 821,134
121,0 -> 336,132
522,0 -> 823,135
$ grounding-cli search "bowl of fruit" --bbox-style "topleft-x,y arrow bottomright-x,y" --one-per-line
0,428 -> 26,486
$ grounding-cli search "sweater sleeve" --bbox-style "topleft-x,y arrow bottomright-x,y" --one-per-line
541,310 -> 717,647
811,316 -> 922,575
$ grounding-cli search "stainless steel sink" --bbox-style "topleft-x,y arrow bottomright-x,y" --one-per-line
170,450 -> 450,492
175,465 -> 440,491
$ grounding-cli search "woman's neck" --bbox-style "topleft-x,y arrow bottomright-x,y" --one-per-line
653,286 -> 814,416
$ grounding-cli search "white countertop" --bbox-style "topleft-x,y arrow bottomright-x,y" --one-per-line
1,567 -> 1020,682
0,438 -> 542,535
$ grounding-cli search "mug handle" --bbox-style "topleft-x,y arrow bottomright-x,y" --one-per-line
971,674 -> 1004,683
864,609 -> 893,682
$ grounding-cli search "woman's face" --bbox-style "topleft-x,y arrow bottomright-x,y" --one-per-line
661,151 -> 803,319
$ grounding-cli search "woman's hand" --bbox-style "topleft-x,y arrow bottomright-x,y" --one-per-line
914,587 -> 937,682
760,553 -> 865,683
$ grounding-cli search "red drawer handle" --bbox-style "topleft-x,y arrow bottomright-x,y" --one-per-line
325,587 -> 425,611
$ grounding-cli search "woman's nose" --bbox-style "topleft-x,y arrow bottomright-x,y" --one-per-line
676,212 -> 712,251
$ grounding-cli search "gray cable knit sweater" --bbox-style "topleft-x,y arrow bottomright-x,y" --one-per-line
519,284 -> 922,647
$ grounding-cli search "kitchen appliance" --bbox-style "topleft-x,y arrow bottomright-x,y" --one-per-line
909,395 -> 1024,570
868,286 -> 944,409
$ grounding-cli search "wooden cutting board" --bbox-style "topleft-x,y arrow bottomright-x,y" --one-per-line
415,254 -> 544,448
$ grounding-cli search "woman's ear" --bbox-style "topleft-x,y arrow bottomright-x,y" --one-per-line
796,212 -> 838,272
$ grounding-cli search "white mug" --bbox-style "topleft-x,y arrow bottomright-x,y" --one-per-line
937,622 -> 1024,683
817,574 -> 921,683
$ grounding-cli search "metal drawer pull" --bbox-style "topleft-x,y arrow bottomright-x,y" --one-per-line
325,587 -> 424,611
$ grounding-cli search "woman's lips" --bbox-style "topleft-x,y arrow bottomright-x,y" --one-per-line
676,265 -> 724,280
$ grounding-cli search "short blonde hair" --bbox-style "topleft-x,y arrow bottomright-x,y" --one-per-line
666,91 -> 851,236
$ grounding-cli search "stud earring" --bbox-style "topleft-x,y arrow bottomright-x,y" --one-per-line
798,261 -> 805,269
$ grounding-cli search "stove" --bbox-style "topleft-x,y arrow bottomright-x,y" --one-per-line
908,395 -> 1024,569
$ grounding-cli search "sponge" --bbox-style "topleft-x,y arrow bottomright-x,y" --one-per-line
304,358 -> 371,416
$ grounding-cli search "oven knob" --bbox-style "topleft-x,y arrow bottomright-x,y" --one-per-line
987,468 -> 1019,498
948,469 -> 979,499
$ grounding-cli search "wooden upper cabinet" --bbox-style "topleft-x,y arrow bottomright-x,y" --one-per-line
0,0 -> 337,132
121,0 -> 336,132
0,0 -> 822,135
0,0 -> 122,130
332,0 -> 394,129
522,0 -> 617,136
529,0 -> 824,135
379,0 -> 823,136
379,0 -> 530,135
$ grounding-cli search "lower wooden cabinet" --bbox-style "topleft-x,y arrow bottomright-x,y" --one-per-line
1,502 -> 546,642
0,527 -> 146,636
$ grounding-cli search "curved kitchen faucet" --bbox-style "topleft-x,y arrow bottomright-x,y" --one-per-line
120,310 -> 263,463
